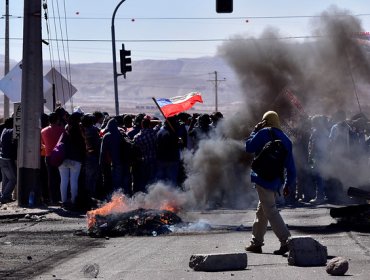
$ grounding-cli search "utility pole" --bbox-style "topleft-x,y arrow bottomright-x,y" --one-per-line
208,71 -> 225,112
112,0 -> 126,116
3,0 -> 10,118
18,0 -> 43,206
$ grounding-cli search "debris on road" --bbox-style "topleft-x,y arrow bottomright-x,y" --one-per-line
88,208 -> 182,237
330,187 -> 370,230
287,236 -> 328,266
82,263 -> 100,278
189,253 -> 248,272
326,256 -> 349,276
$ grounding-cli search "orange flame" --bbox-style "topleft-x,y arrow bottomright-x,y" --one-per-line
87,193 -> 130,229
87,193 -> 181,229
159,201 -> 180,213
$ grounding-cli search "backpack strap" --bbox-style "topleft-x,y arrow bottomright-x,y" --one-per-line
268,128 -> 276,141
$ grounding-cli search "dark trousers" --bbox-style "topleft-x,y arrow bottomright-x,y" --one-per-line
0,158 -> 17,200
156,160 -> 180,187
45,156 -> 61,204
133,160 -> 156,194
85,154 -> 100,199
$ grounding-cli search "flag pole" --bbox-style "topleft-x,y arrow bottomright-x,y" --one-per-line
152,97 -> 176,133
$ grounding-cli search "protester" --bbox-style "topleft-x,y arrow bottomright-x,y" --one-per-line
40,113 -> 50,204
188,113 -> 212,150
93,111 -> 105,129
81,114 -> 101,204
156,116 -> 181,187
176,113 -> 190,186
308,115 -> 330,204
133,115 -> 157,193
348,114 -> 368,170
41,112 -> 65,205
100,118 -> 123,195
293,115 -> 312,202
120,132 -> 134,196
0,117 -> 17,204
123,114 -> 134,134
328,110 -> 350,159
245,111 -> 296,255
58,112 -> 85,209
128,113 -> 145,140
100,114 -> 110,131
327,110 -> 351,202
210,111 -> 224,128
55,106 -> 68,127
114,115 -> 125,132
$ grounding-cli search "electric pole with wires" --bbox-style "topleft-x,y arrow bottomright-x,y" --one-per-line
208,71 -> 226,112
17,0 -> 44,206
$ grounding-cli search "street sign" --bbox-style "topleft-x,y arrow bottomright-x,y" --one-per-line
13,102 -> 21,139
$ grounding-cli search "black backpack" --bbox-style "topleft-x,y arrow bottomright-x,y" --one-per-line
251,128 -> 288,181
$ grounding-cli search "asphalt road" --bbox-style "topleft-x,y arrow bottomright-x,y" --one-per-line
0,203 -> 369,280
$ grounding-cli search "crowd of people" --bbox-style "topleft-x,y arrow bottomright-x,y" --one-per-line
37,107 -> 221,210
0,105 -> 369,211
293,110 -> 370,205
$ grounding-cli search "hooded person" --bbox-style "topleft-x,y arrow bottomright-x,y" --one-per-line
99,118 -> 124,195
188,113 -> 212,150
244,110 -> 296,255
262,110 -> 281,128
155,116 -> 181,187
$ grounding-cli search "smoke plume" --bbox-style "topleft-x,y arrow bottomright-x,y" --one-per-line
149,6 -> 370,210
96,6 -> 370,214
212,5 -> 370,197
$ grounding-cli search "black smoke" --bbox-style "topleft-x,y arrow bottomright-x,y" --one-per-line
212,5 -> 370,197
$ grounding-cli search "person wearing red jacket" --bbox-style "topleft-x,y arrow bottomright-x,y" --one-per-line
41,112 -> 65,205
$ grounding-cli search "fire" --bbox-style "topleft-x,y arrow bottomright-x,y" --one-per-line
87,193 -> 130,229
87,193 -> 182,229
160,201 -> 180,213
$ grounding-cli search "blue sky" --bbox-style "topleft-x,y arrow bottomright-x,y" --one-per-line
1,0 -> 370,64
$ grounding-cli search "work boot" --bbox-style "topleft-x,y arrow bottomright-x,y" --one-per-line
273,244 -> 289,255
245,243 -> 262,254
309,196 -> 325,204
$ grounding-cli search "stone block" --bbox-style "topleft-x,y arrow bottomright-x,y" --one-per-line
189,253 -> 248,272
287,236 -> 327,266
326,256 -> 349,276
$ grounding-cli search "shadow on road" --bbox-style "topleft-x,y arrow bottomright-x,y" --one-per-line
289,223 -> 370,234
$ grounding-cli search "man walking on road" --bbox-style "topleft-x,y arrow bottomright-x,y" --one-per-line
245,111 -> 296,255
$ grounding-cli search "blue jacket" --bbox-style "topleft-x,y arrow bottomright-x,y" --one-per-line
245,127 -> 296,192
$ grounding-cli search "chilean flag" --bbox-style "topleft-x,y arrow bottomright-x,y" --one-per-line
155,92 -> 203,118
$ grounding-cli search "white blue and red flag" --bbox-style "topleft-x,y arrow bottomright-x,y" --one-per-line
154,92 -> 203,118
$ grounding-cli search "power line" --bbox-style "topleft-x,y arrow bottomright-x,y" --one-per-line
3,13 -> 370,20
0,35 -> 322,42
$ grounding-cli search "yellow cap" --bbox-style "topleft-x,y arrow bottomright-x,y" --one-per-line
262,111 -> 281,129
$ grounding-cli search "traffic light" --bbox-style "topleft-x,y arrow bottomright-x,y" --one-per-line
120,44 -> 132,78
216,0 -> 233,13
